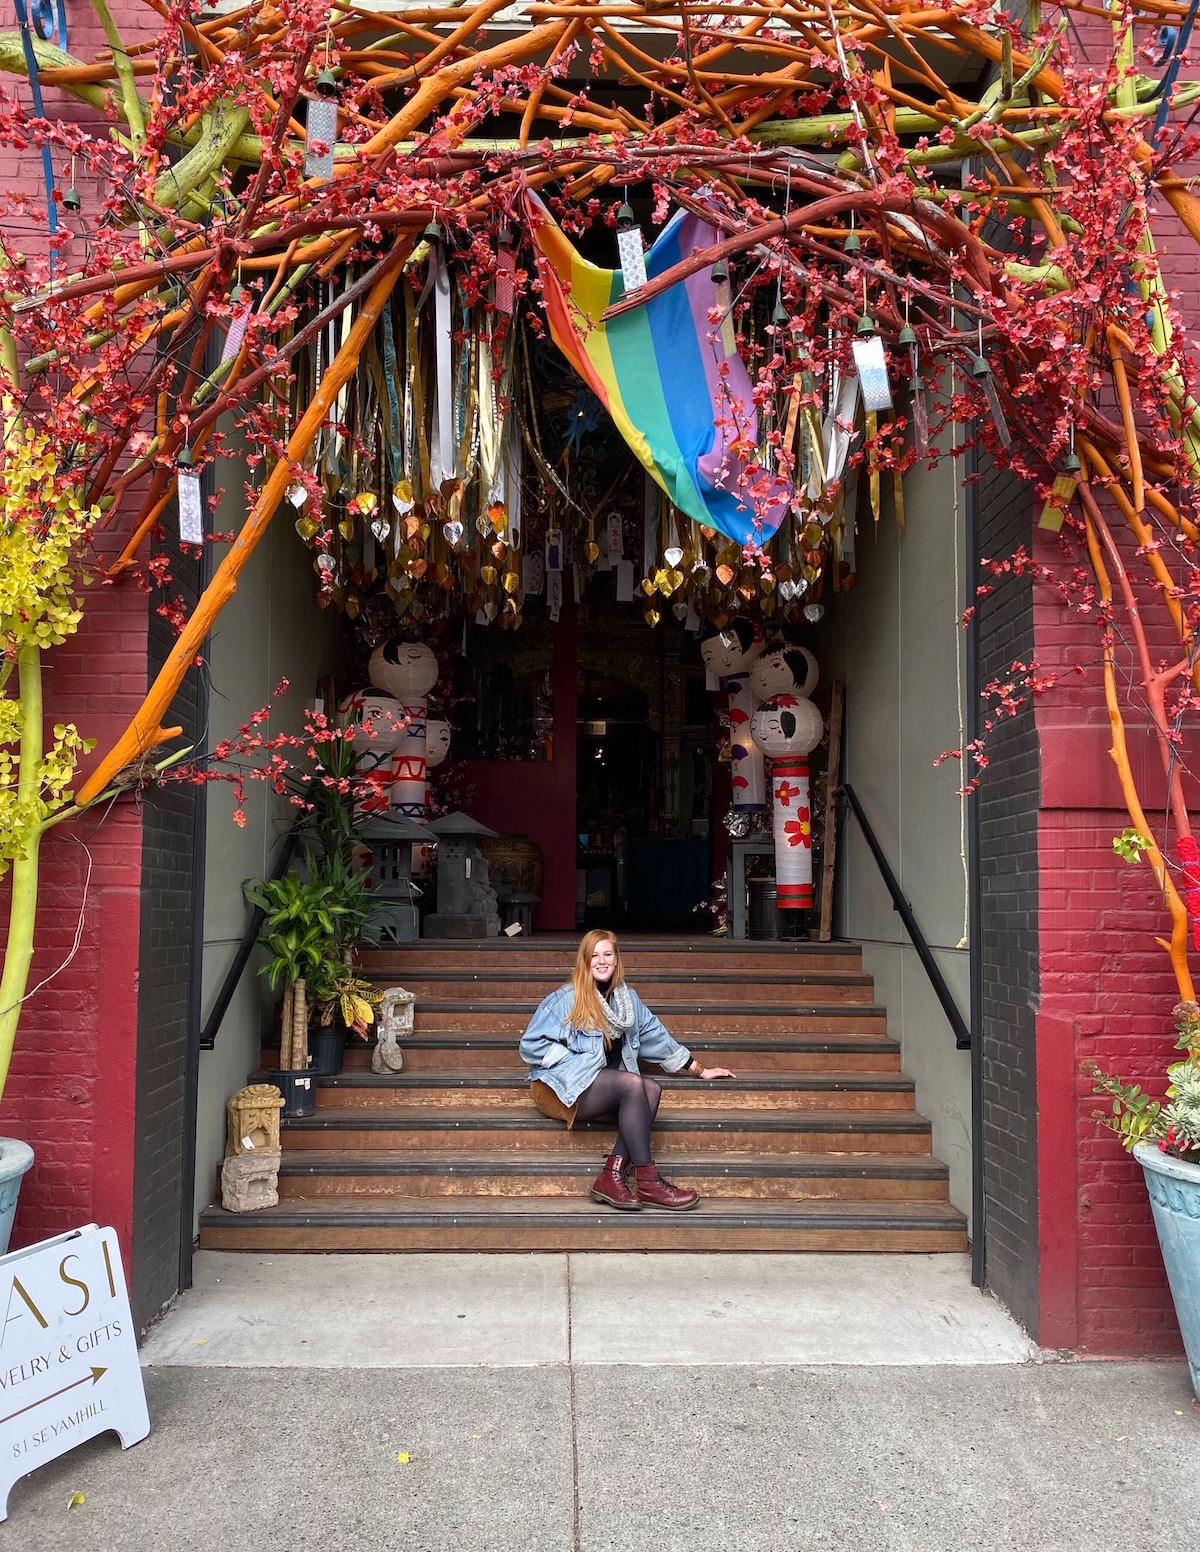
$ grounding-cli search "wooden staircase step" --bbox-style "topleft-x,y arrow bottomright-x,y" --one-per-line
197,1195 -> 969,1253
358,941 -> 863,975
387,970 -> 875,1004
281,1106 -> 934,1155
311,1071 -> 917,1112
404,1003 -> 888,1035
262,1033 -> 902,1072
270,1149 -> 952,1203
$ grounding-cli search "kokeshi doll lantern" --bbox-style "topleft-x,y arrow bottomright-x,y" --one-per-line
368,639 -> 440,819
751,695 -> 825,911
701,619 -> 766,810
750,646 -> 819,705
339,689 -> 407,812
424,713 -> 452,772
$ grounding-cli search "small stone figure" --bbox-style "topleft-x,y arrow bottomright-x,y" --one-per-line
372,986 -> 416,1073
221,1151 -> 281,1212
225,1083 -> 285,1157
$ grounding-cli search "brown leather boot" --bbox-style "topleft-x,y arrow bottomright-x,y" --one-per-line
590,1151 -> 641,1210
634,1163 -> 700,1211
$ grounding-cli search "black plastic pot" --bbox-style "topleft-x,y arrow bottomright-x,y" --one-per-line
311,1027 -> 346,1076
264,1068 -> 317,1117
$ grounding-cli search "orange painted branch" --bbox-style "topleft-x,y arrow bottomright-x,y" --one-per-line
77,240 -> 411,804
1078,482 -> 1195,1001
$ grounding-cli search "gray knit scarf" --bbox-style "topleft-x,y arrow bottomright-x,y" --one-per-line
601,982 -> 636,1043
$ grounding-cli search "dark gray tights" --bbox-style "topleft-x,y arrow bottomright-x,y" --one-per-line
573,1069 -> 662,1165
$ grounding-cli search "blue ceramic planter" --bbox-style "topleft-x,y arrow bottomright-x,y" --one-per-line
0,1139 -> 34,1257
1135,1141 -> 1200,1400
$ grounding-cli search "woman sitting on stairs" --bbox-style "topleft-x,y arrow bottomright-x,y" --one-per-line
518,930 -> 735,1211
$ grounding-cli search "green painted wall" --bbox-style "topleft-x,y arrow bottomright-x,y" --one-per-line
825,455 -> 974,1222
192,508 -> 343,1229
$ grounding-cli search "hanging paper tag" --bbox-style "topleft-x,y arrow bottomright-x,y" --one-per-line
475,608 -> 488,626
706,668 -> 720,692
684,602 -> 700,632
545,526 -> 563,573
617,227 -> 647,292
304,95 -> 337,181
505,438 -> 522,549
1038,473 -> 1079,532
523,552 -> 546,595
606,512 -> 623,560
495,245 -> 516,316
850,334 -> 892,412
714,280 -> 737,359
615,560 -> 635,602
572,564 -> 582,604
547,571 -> 563,622
220,298 -> 252,366
178,468 -> 204,545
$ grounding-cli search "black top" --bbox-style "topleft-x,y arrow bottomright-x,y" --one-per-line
597,979 -> 625,1068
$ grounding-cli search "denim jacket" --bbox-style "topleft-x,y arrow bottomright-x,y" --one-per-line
518,983 -> 693,1107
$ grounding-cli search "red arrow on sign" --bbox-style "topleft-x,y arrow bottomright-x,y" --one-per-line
0,1367 -> 106,1429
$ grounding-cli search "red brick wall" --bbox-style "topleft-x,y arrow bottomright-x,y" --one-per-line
0,4 -> 153,1273
1033,530 -> 1195,1355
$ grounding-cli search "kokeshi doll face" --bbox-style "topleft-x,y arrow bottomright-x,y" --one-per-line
750,695 -> 824,756
339,690 -> 408,753
425,715 -> 452,769
750,647 -> 818,703
368,638 -> 439,700
700,619 -> 764,678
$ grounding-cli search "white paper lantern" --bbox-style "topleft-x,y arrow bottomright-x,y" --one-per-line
750,696 -> 824,757
727,672 -> 766,810
750,647 -> 819,703
368,639 -> 439,699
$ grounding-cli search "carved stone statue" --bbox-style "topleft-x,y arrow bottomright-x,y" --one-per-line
372,986 -> 416,1073
225,1083 -> 285,1157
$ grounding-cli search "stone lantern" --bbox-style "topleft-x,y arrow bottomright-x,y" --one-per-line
423,811 -> 500,938
360,811 -> 433,943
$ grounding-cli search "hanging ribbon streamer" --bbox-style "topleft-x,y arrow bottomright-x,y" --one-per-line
430,243 -> 454,488
1178,835 -> 1200,951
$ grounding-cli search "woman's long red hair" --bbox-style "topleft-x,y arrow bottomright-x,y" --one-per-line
566,930 -> 626,1043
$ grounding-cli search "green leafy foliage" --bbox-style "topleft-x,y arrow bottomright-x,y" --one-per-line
1088,1000 -> 1200,1161
244,872 -> 351,991
0,432 -> 96,876
1112,828 -> 1152,864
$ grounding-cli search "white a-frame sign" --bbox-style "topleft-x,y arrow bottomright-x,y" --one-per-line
0,1225 -> 150,1520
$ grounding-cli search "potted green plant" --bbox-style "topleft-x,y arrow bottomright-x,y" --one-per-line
244,871 -> 350,1113
1088,1000 -> 1200,1399
291,740 -> 385,1074
310,958 -> 383,1064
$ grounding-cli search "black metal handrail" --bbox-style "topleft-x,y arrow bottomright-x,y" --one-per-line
197,816 -> 305,1051
838,782 -> 972,1050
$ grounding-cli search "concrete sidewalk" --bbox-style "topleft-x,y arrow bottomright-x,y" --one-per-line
139,1251 -> 1040,1368
5,1254 -> 1198,1551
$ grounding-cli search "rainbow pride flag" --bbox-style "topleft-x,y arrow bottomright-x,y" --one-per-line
525,195 -> 792,549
